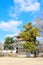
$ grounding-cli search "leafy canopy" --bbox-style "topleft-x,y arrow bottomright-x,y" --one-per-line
4,37 -> 15,50
20,22 -> 40,51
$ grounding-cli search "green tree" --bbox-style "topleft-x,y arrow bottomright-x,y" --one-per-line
23,42 -> 36,52
20,22 -> 40,57
4,37 -> 15,50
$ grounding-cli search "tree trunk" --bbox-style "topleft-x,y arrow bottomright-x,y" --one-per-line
34,37 -> 37,57
34,51 -> 37,57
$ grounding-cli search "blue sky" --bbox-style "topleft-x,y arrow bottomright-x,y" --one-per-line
0,0 -> 43,43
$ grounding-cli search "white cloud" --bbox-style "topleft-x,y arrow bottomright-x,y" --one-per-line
0,20 -> 22,32
9,0 -> 40,17
0,20 -> 22,43
5,33 -> 19,38
14,0 -> 40,12
37,37 -> 43,40
37,37 -> 43,42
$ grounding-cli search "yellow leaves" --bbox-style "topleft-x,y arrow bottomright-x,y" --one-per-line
19,22 -> 40,52
23,22 -> 32,31
29,28 -> 40,37
23,42 -> 36,51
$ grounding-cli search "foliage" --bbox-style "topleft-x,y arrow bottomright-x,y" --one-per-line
23,42 -> 36,51
20,22 -> 40,42
4,37 -> 15,50
20,22 -> 40,57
